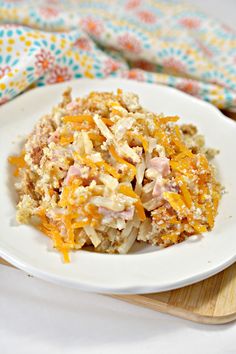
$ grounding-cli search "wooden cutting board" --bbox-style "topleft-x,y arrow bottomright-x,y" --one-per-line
0,257 -> 235,325
113,263 -> 236,325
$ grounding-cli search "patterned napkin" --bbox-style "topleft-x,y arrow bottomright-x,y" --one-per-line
0,0 -> 236,109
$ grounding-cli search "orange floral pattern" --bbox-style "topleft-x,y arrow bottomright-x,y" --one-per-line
0,0 -> 235,110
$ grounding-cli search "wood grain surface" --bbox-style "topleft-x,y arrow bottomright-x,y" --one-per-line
113,263 -> 236,324
0,257 -> 235,324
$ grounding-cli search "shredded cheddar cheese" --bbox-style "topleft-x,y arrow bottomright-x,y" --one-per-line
109,145 -> 136,180
101,117 -> 114,126
163,192 -> 187,217
59,135 -> 74,146
88,133 -> 106,143
62,114 -> 94,124
96,160 -> 121,179
159,116 -> 179,124
119,185 -> 146,221
127,132 -> 148,152
10,88 -> 221,261
8,151 -> 26,176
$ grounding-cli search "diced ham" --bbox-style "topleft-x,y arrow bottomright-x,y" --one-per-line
152,179 -> 178,198
119,207 -> 135,220
48,131 -> 59,143
98,206 -> 135,220
66,101 -> 79,111
152,178 -> 165,198
146,157 -> 170,199
64,165 -> 81,185
149,157 -> 170,177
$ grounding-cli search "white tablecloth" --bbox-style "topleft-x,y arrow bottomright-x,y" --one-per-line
1,2 -> 236,353
0,266 -> 235,354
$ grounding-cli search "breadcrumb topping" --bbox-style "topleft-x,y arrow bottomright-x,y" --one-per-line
8,88 -> 221,262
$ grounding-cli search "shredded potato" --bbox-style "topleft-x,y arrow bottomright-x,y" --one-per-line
9,88 -> 221,262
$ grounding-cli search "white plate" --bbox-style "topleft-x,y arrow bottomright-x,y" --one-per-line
0,78 -> 235,294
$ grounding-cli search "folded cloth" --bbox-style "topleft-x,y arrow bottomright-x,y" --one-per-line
0,0 -> 235,109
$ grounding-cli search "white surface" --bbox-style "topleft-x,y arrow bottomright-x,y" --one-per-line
0,2 -> 236,353
0,266 -> 235,354
188,0 -> 236,30
1,78 -> 236,294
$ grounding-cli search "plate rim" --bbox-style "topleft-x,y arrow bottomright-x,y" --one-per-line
0,245 -> 235,294
0,78 -> 235,294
